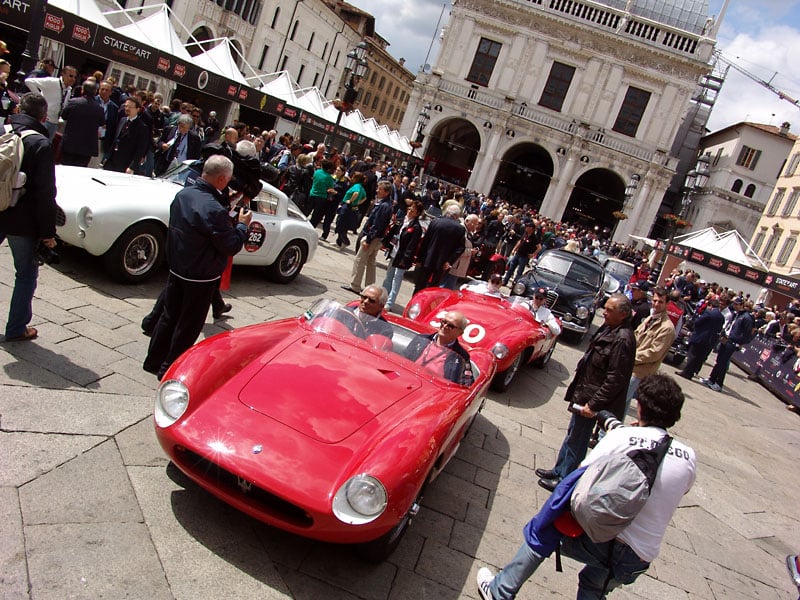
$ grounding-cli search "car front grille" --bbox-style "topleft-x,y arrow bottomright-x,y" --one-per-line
545,290 -> 558,309
175,446 -> 314,528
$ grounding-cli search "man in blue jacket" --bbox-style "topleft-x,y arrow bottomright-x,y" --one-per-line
701,296 -> 755,392
143,155 -> 251,379
677,296 -> 724,380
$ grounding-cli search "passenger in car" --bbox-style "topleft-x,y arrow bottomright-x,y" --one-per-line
404,310 -> 473,386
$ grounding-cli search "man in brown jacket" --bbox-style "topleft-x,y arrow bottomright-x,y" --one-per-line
625,286 -> 675,417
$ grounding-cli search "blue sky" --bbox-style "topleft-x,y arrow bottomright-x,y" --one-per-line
351,0 -> 800,133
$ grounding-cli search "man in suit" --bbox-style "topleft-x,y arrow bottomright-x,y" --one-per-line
59,80 -> 105,167
97,80 -> 119,161
103,95 -> 150,173
154,114 -> 201,176
413,204 -> 466,294
677,296 -> 724,380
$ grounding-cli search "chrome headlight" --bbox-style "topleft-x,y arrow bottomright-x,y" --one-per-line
492,343 -> 509,360
78,207 -> 94,229
575,306 -> 589,320
406,303 -> 421,319
154,379 -> 189,427
511,281 -> 526,295
332,473 -> 387,524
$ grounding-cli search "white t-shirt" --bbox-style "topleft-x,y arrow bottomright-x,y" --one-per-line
580,425 -> 696,562
531,303 -> 562,336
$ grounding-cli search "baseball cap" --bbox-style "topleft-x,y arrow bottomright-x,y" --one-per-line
631,280 -> 649,291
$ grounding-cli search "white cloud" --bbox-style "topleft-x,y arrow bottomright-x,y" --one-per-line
709,26 -> 800,132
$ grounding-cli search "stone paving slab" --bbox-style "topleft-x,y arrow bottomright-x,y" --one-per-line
0,486 -> 27,600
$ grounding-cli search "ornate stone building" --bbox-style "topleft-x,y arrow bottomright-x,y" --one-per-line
401,0 -> 717,240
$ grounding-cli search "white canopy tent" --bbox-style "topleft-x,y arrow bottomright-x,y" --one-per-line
49,0 -> 112,28
116,6 -> 193,62
190,39 -> 248,85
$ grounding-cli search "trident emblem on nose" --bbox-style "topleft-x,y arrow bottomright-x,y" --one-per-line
237,476 -> 252,494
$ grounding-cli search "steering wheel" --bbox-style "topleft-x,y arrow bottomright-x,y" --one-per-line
331,307 -> 368,339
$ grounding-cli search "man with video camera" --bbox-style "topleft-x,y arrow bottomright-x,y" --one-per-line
0,92 -> 58,342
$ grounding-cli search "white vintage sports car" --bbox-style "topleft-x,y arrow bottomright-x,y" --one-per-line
54,162 -> 318,284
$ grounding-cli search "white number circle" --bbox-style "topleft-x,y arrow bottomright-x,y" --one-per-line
430,311 -> 485,343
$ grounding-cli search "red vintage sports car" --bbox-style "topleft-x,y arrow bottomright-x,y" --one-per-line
404,286 -> 560,391
154,299 -> 495,561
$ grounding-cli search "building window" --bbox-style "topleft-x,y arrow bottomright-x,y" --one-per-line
307,32 -> 314,52
466,37 -> 501,87
612,86 -> 651,138
324,80 -> 331,96
752,228 -> 767,254
258,45 -> 269,70
786,152 -> 800,176
322,42 -> 328,59
782,188 -> 800,216
378,76 -> 385,90
386,82 -> 392,97
777,235 -> 797,265
393,87 -> 399,100
333,51 -> 339,68
744,183 -> 756,198
297,64 -> 304,85
370,71 -> 377,84
270,6 -> 279,28
538,61 -> 576,112
312,72 -> 319,87
736,145 -> 762,170
280,55 -> 288,71
372,96 -> 379,110
290,20 -> 299,41
380,100 -> 386,115
731,179 -> 743,193
766,188 -> 785,216
712,147 -> 723,166
364,91 -> 371,105
763,228 -> 783,261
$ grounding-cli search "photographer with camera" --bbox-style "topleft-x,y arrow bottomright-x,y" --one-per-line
0,93 -> 58,342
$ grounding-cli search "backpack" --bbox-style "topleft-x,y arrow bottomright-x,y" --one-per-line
0,124 -> 41,211
569,431 -> 671,543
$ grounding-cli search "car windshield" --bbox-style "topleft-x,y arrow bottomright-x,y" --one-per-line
302,299 -> 475,386
161,161 -> 299,219
604,260 -> 634,282
536,254 -> 603,288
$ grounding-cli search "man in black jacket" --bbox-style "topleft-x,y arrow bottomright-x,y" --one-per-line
677,297 -> 724,380
143,155 -> 251,379
60,80 -> 105,167
154,114 -> 202,176
413,205 -> 466,293
536,293 -> 636,491
0,93 -> 57,342
103,96 -> 151,173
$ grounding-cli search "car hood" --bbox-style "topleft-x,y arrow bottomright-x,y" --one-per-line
55,165 -> 178,209
238,334 -> 423,444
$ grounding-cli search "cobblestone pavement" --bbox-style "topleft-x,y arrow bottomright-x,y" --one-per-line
1,239 -> 799,600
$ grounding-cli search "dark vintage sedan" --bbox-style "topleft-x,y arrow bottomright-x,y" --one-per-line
511,249 -> 613,342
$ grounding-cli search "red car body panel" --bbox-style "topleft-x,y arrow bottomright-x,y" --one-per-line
404,288 -> 559,373
154,310 -> 495,544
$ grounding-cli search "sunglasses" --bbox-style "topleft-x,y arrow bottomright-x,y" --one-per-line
439,318 -> 461,330
359,294 -> 379,304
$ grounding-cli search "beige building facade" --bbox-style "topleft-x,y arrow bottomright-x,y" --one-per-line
750,135 -> 800,275
401,0 -> 717,240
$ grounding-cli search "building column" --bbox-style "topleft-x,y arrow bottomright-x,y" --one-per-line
615,174 -> 655,241
540,154 -> 577,221
469,130 -> 502,191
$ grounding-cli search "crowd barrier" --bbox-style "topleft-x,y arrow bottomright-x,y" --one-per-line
731,334 -> 800,408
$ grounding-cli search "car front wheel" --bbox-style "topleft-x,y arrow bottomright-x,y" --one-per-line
104,222 -> 165,283
354,488 -> 423,563
491,350 -> 527,392
265,240 -> 307,283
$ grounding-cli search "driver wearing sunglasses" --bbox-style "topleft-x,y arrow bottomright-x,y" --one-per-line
404,310 -> 474,386
344,284 -> 394,340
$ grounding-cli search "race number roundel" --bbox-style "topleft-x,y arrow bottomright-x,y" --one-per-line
462,323 -> 485,344
244,222 -> 266,252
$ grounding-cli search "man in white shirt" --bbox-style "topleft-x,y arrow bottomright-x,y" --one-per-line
24,65 -> 76,140
477,374 -> 695,600
529,286 -> 561,336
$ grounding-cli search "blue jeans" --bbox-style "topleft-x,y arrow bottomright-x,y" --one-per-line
439,272 -> 459,290
553,412 -> 595,480
1,235 -> 39,338
503,253 -> 529,284
490,538 -> 648,599
382,265 -> 406,307
622,376 -> 640,423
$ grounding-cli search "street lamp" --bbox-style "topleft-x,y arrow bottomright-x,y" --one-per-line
11,0 -> 48,93
329,41 -> 368,149
657,153 -> 711,279
611,173 -> 640,240
415,103 -> 431,144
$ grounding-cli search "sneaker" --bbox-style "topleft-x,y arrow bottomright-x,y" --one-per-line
697,377 -> 709,386
708,382 -> 722,392
476,567 -> 495,600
